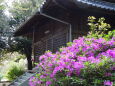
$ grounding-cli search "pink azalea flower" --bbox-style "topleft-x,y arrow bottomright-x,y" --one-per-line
46,81 -> 52,86
104,81 -> 113,86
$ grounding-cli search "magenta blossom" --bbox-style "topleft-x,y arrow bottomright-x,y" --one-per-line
105,73 -> 112,77
104,81 -> 113,86
46,81 -> 52,86
29,37 -> 115,86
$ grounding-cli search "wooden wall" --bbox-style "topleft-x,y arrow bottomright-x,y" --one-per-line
33,11 -> 115,62
70,14 -> 89,40
33,13 -> 92,62
33,21 -> 69,62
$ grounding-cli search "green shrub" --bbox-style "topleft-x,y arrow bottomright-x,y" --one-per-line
87,16 -> 115,40
0,52 -> 27,81
104,30 -> 115,40
6,65 -> 25,81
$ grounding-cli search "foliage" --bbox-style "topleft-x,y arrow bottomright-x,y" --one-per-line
0,52 -> 27,81
104,30 -> 115,40
8,0 -> 44,27
87,16 -> 115,41
7,37 -> 32,54
0,52 -> 25,65
0,40 -> 6,50
29,37 -> 115,86
0,5 -> 10,54
0,0 -> 44,56
29,17 -> 115,86
6,64 -> 25,81
7,37 -> 33,70
87,16 -> 111,39
0,0 -> 44,69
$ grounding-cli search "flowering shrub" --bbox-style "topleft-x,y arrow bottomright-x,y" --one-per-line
29,37 -> 115,86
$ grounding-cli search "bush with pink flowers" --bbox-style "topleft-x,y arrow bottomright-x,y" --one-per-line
29,17 -> 115,86
29,37 -> 115,86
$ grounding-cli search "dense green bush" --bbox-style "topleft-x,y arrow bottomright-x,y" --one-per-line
0,52 -> 27,81
6,64 -> 25,81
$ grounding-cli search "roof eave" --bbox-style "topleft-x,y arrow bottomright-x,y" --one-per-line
54,0 -> 115,13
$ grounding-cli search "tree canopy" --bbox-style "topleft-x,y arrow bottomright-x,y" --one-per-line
0,0 -> 44,53
0,0 -> 44,69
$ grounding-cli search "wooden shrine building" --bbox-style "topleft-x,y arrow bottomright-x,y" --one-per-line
14,0 -> 115,62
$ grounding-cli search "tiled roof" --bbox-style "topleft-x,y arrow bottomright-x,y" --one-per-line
39,0 -> 115,12
76,0 -> 115,11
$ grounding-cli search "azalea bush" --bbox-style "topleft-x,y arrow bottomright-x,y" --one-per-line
29,17 -> 115,86
29,37 -> 115,86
